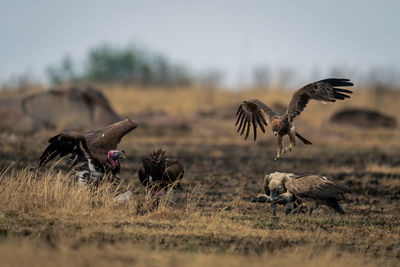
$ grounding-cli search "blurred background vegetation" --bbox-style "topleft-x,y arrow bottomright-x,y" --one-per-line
1,41 -> 398,91
46,44 -> 192,87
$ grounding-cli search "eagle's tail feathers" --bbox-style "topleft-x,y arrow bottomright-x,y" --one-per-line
295,131 -> 312,145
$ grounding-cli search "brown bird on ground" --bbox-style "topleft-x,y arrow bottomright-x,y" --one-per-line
252,172 -> 300,215
272,175 -> 352,215
138,149 -> 184,191
235,78 -> 353,160
39,119 -> 137,186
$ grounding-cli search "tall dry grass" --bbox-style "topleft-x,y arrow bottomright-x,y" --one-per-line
0,164 -> 230,226
0,165 -> 186,220
0,165 -> 399,265
0,156 -> 398,267
1,85 -> 400,266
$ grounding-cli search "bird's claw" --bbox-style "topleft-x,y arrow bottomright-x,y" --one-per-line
274,155 -> 280,161
284,145 -> 293,153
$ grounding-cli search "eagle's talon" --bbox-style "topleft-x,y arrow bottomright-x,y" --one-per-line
274,155 -> 280,161
285,145 -> 293,152
235,79 -> 352,159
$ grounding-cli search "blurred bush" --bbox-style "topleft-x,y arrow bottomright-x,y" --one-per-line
47,44 -> 193,87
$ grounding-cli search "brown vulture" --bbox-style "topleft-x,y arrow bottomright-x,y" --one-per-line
138,149 -> 184,191
235,78 -> 353,160
39,119 -> 137,186
273,175 -> 352,215
252,172 -> 300,215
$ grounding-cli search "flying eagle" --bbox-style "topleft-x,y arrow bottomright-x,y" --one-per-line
273,175 -> 352,215
39,119 -> 137,186
138,149 -> 184,191
235,78 -> 353,159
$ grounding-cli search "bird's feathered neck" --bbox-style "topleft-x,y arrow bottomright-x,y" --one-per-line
108,158 -> 119,169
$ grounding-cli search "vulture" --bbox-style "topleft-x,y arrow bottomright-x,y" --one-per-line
235,78 -> 353,159
138,149 -> 184,191
39,119 -> 137,186
252,172 -> 300,215
273,175 -> 352,215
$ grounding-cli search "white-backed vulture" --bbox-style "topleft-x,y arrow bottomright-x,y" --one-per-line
252,172 -> 299,215
273,175 -> 352,215
39,119 -> 137,186
235,78 -> 353,159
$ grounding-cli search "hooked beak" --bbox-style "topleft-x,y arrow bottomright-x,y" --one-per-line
119,150 -> 126,159
270,188 -> 278,199
271,195 -> 285,204
251,195 -> 273,203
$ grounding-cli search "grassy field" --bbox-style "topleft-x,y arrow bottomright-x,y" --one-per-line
0,85 -> 399,266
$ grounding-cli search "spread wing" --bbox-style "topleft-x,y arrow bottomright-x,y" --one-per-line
285,175 -> 352,200
39,131 -> 89,167
285,78 -> 353,122
235,99 -> 278,141
84,119 -> 137,163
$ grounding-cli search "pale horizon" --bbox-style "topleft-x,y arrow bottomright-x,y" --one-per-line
1,0 -> 399,87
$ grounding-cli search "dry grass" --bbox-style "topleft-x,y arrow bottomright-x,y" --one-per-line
0,165 -> 399,266
99,85 -> 400,148
1,85 -> 400,266
101,84 -> 400,123
366,164 -> 400,175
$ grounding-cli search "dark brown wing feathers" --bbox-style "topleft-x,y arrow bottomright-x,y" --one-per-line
85,119 -> 137,151
245,113 -> 251,140
285,175 -> 351,200
252,114 -> 257,140
285,78 -> 353,122
235,108 -> 245,131
39,131 -> 86,167
139,149 -> 184,189
235,99 -> 275,141
39,119 -> 137,167
255,112 -> 265,133
85,119 -> 137,164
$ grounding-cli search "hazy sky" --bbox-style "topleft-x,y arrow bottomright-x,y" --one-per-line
1,0 -> 399,87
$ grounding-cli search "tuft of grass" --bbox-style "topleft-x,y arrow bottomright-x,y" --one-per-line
0,166 -> 399,265
1,85 -> 400,266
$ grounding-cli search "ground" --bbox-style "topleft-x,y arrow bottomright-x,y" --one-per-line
0,85 -> 399,266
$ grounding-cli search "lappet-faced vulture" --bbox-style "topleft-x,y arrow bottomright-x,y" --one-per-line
39,119 -> 137,186
235,78 -> 353,160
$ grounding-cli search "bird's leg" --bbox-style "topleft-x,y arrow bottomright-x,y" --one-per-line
274,136 -> 283,160
271,203 -> 277,216
270,188 -> 278,215
308,207 -> 314,216
308,203 -> 318,216
289,202 -> 306,214
285,130 -> 296,153
284,202 -> 295,215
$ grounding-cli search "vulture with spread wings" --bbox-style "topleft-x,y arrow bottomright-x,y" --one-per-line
39,119 -> 137,186
235,78 -> 353,159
